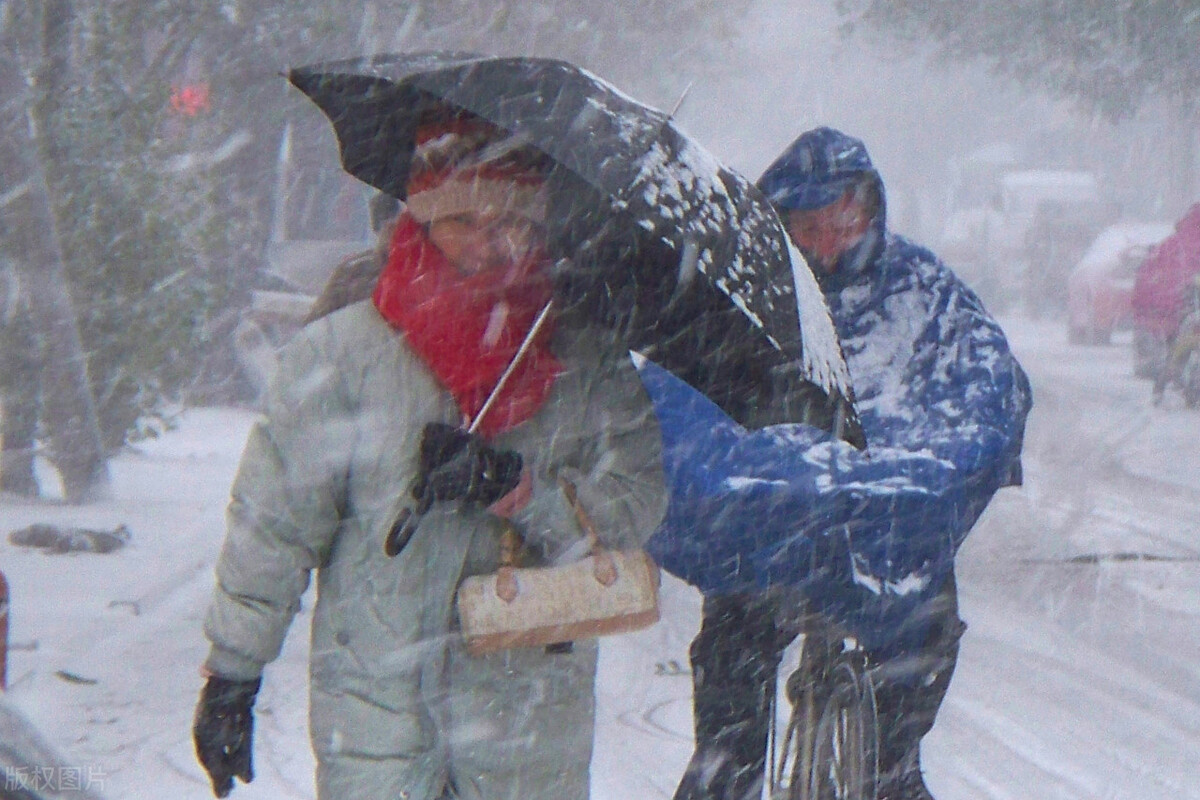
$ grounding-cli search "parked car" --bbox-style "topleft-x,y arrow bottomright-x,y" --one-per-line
1067,222 -> 1172,345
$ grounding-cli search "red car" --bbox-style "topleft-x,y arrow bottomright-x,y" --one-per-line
1067,222 -> 1172,345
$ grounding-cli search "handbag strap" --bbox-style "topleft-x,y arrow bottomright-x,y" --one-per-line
558,477 -> 617,586
557,477 -> 599,553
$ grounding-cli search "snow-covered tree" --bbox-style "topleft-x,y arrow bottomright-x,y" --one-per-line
837,0 -> 1200,203
1,0 -> 747,456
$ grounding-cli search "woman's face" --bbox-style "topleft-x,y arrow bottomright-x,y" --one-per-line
428,209 -> 544,277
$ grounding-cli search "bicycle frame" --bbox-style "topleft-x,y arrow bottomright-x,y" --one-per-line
769,637 -> 880,800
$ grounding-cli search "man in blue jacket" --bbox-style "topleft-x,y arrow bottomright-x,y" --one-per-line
654,127 -> 1031,800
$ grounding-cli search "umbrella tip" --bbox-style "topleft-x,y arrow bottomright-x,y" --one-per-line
668,82 -> 694,119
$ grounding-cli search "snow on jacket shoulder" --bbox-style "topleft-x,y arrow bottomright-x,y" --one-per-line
641,234 -> 1030,649
836,234 -> 1030,488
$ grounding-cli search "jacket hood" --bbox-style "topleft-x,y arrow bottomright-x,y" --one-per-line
756,127 -> 888,289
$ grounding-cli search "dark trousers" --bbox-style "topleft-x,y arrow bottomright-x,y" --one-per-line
673,574 -> 965,800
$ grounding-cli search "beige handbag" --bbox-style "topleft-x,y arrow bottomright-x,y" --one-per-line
456,479 -> 661,656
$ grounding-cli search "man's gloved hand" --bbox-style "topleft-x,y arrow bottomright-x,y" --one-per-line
193,676 -> 261,798
411,422 -> 523,512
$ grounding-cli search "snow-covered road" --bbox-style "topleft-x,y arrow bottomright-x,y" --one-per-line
1,317 -> 1198,800
924,319 -> 1200,800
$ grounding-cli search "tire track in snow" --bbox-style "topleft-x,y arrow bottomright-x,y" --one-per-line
615,696 -> 691,743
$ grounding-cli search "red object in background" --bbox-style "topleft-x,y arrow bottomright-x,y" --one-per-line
1,570 -> 8,690
169,82 -> 212,117
1067,222 -> 1174,345
1132,203 -> 1200,341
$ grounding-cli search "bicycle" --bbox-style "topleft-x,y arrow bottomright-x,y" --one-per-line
768,631 -> 880,800
1153,274 -> 1200,408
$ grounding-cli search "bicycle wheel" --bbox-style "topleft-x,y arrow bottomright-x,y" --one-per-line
771,643 -> 879,800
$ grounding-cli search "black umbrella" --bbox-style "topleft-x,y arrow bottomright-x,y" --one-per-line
288,51 -> 863,445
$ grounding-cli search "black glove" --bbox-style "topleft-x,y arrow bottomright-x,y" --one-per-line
193,676 -> 261,798
411,422 -> 523,512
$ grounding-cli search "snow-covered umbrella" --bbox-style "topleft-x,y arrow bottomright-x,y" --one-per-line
288,51 -> 862,444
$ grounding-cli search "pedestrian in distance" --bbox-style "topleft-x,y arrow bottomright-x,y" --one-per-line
1130,202 -> 1200,403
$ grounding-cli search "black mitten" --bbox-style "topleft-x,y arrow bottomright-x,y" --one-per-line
193,676 -> 261,798
411,422 -> 523,511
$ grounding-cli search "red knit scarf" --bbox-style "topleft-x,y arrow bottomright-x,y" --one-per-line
372,213 -> 562,438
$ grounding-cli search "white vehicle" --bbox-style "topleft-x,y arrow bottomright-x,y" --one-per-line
940,167 -> 1108,313
234,124 -> 375,400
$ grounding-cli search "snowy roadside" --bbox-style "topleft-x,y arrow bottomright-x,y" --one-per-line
0,409 -> 267,799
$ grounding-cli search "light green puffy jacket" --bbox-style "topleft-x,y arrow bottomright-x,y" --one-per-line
202,301 -> 666,800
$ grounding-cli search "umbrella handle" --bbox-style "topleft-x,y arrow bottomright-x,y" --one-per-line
384,300 -> 554,559
468,300 -> 555,434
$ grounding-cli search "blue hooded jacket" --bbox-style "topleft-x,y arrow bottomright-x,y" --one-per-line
640,128 -> 1032,654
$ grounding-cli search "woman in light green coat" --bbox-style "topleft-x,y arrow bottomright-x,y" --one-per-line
193,113 -> 666,800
